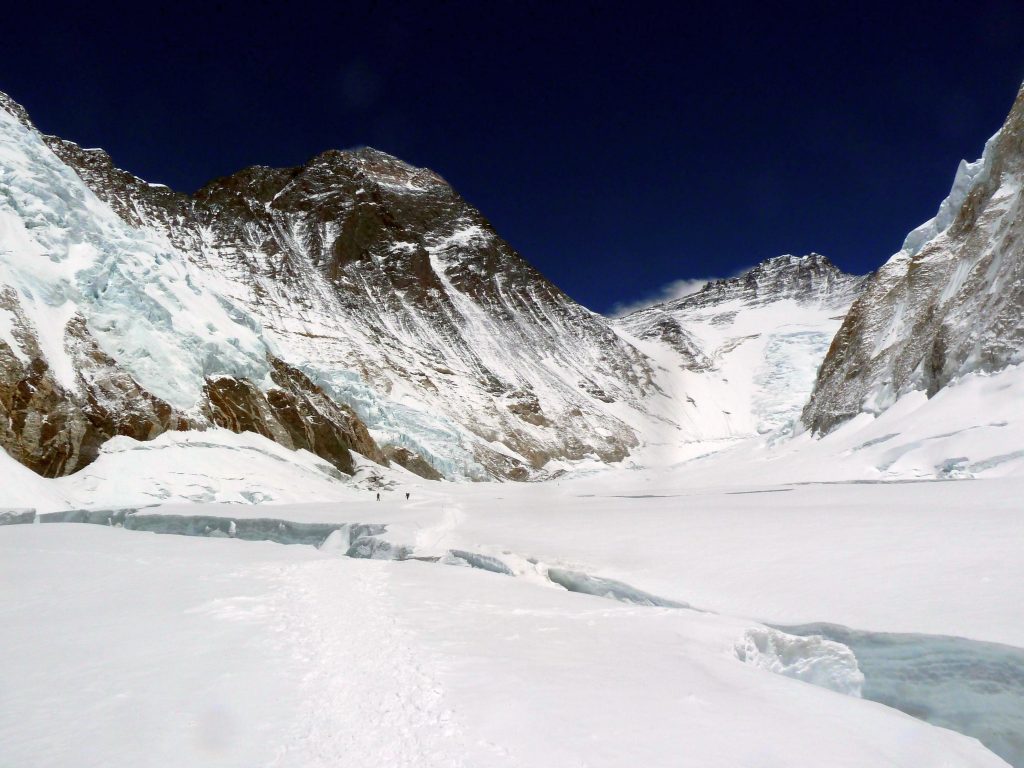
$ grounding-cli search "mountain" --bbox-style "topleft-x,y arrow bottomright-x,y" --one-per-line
5,76 -> 1018,485
803,84 -> 1024,434
615,254 -> 865,448
0,92 -> 381,477
0,91 -> 652,480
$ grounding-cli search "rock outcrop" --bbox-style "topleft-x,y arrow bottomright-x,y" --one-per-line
0,92 -> 381,477
803,84 -> 1024,434
1,90 -> 652,479
0,294 -> 184,476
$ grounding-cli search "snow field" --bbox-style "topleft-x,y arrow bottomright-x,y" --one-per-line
0,524 -> 1009,767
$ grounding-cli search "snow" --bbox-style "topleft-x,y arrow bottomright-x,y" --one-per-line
45,422 -> 1015,646
613,296 -> 858,467
675,297 -> 845,435
394,478 -> 1024,647
0,443 -> 70,511
1,367 -> 1022,764
711,363 -> 1024,484
0,523 -> 1009,767
3,360 -> 1020,638
735,626 -> 865,696
52,429 -> 363,509
609,255 -> 866,469
0,103 -> 273,408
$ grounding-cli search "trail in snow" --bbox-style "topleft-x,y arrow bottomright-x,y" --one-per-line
265,559 -> 494,768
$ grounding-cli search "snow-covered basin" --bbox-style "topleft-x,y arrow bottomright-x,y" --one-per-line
122,471 -> 1024,764
0,524 -> 1007,768
136,474 -> 1024,647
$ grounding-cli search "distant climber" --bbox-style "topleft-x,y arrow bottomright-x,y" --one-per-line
376,492 -> 380,502
405,492 -> 410,500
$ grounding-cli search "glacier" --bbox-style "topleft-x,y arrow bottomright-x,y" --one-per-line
0,104 -> 272,411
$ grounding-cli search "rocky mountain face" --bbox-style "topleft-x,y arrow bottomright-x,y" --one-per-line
0,91 -> 652,480
621,254 -> 865,369
682,253 -> 865,311
803,84 -> 1024,434
616,255 -> 865,441
8,75 -> 1014,483
0,92 -> 381,477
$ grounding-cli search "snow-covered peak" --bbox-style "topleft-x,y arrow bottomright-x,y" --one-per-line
0,89 -> 653,481
615,252 -> 866,446
666,253 -> 865,313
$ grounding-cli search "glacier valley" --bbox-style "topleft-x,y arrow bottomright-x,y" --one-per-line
1,80 -> 1023,767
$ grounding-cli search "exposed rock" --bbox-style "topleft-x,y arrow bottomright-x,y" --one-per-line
383,445 -> 443,481
202,358 -> 380,476
803,84 -> 1024,434
683,254 -> 867,312
0,297 -> 184,477
34,102 -> 651,479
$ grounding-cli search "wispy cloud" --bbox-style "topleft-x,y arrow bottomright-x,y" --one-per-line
607,277 -> 713,318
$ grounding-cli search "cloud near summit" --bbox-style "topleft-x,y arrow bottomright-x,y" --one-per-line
607,273 -> 743,318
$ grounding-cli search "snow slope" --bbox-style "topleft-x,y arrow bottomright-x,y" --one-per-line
0,523 -> 1009,768
0,442 -> 69,510
51,429 -> 372,509
672,362 -> 1024,484
615,254 -> 864,462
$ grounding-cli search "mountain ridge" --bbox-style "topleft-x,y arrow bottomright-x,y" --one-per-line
614,253 -> 866,447
0,90 -> 654,480
803,82 -> 1024,434
3,79 -> 1020,483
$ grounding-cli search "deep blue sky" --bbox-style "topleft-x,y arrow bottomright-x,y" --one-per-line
2,2 -> 1023,313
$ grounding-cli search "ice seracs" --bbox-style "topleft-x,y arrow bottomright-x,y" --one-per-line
0,94 -> 385,477
1,91 -> 656,480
